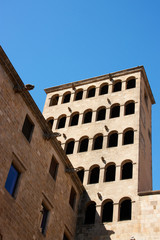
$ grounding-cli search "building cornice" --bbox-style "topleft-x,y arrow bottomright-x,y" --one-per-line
138,190 -> 160,196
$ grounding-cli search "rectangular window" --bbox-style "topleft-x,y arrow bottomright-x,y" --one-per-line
22,115 -> 34,142
40,203 -> 49,235
69,187 -> 76,210
49,157 -> 59,180
5,164 -> 20,197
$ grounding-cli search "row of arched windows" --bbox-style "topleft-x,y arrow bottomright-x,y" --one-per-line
65,129 -> 134,154
77,161 -> 133,184
47,101 -> 135,129
84,197 -> 132,224
49,78 -> 136,106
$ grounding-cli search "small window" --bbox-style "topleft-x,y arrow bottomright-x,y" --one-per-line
96,107 -> 106,121
87,87 -> 96,98
49,95 -> 59,106
113,81 -> 122,92
70,113 -> 79,126
47,118 -> 54,129
69,187 -> 76,209
40,203 -> 49,235
75,89 -> 83,101
119,198 -> 132,221
104,164 -> 116,182
126,78 -> 136,89
121,161 -> 133,180
125,102 -> 135,115
108,132 -> 118,147
49,157 -> 59,180
79,137 -> 89,152
57,116 -> 66,129
93,135 -> 103,150
83,110 -> 92,124
62,92 -> 71,103
65,140 -> 75,155
84,202 -> 96,224
89,166 -> 100,184
99,83 -> 108,95
148,129 -> 151,142
22,115 -> 34,142
144,92 -> 148,108
123,129 -> 134,145
102,200 -> 113,222
77,168 -> 84,183
110,104 -> 120,118
5,163 -> 20,197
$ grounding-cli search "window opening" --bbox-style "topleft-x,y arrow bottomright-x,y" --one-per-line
83,111 -> 92,124
126,78 -> 136,89
119,199 -> 132,221
22,115 -> 34,142
70,113 -> 79,126
108,133 -> 118,147
87,87 -> 96,98
122,162 -> 132,179
89,167 -> 100,184
5,163 -> 20,197
99,84 -> 108,95
110,105 -> 120,118
47,119 -> 54,129
40,203 -> 49,235
62,93 -> 71,103
57,116 -> 66,129
125,102 -> 135,115
50,95 -> 59,106
96,108 -> 106,121
77,169 -> 84,183
144,92 -> 148,108
75,90 -> 83,100
69,187 -> 76,209
102,201 -> 113,222
123,130 -> 134,145
105,164 -> 116,182
93,135 -> 103,150
84,202 -> 96,224
113,81 -> 122,92
49,157 -> 59,180
79,138 -> 89,152
66,140 -> 75,154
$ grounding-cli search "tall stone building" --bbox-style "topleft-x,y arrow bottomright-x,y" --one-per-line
43,67 -> 160,240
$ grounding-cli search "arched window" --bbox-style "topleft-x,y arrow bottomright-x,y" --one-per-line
104,164 -> 116,182
77,168 -> 84,183
57,115 -> 66,129
70,112 -> 79,126
119,198 -> 132,221
75,89 -> 83,101
110,104 -> 120,118
78,137 -> 89,152
99,83 -> 108,95
126,78 -> 136,89
121,161 -> 133,180
125,101 -> 135,115
62,92 -> 71,103
89,165 -> 100,184
96,107 -> 106,121
87,86 -> 96,98
49,95 -> 59,106
84,201 -> 96,224
93,134 -> 103,150
102,200 -> 113,222
113,81 -> 122,92
83,110 -> 92,124
123,129 -> 134,145
65,139 -> 75,155
108,131 -> 118,147
47,118 -> 54,129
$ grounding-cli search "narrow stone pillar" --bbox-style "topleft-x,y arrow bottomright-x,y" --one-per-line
113,203 -> 119,222
115,165 -> 121,181
83,170 -> 89,185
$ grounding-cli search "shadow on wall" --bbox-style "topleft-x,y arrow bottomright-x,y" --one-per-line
75,190 -> 115,240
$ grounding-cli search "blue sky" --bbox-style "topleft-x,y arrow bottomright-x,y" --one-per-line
1,0 -> 160,189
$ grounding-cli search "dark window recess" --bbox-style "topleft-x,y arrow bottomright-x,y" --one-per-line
120,199 -> 132,221
47,119 -> 54,129
96,108 -> 106,121
50,95 -> 59,106
77,169 -> 84,183
123,130 -> 134,145
89,167 -> 100,184
57,116 -> 66,129
105,165 -> 116,182
63,93 -> 71,103
93,136 -> 103,150
63,233 -> 70,240
49,157 -> 59,180
22,115 -> 34,142
69,187 -> 76,209
122,162 -> 132,179
75,90 -> 83,100
110,105 -> 120,118
83,111 -> 92,124
84,202 -> 96,224
108,133 -> 118,147
40,203 -> 49,235
125,103 -> 135,115
79,138 -> 89,152
144,93 -> 148,108
102,201 -> 113,222
5,164 -> 20,197
113,82 -> 122,92
87,88 -> 96,98
66,141 -> 75,154
148,129 -> 151,141
126,79 -> 136,89
99,84 -> 108,95
70,114 -> 79,126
